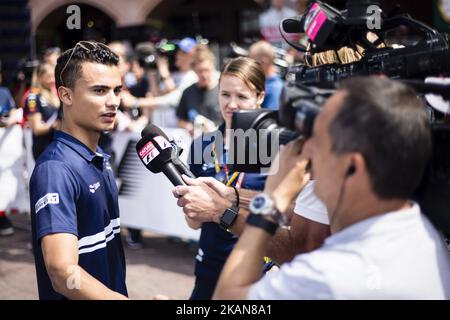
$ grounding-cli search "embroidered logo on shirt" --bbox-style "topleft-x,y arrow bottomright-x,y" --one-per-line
195,248 -> 204,262
35,193 -> 59,214
89,182 -> 101,193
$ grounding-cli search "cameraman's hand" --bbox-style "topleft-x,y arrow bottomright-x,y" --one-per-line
265,138 -> 306,194
156,56 -> 170,79
265,138 -> 310,212
172,175 -> 232,224
156,56 -> 176,92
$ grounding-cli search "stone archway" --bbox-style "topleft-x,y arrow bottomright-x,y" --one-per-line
34,3 -> 116,53
30,0 -> 164,33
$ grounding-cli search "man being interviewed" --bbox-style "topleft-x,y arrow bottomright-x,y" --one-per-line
30,41 -> 128,300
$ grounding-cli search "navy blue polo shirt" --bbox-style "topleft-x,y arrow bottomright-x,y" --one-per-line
30,130 -> 127,300
188,126 -> 266,299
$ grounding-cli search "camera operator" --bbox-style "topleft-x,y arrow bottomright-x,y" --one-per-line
120,38 -> 198,125
176,45 -> 222,135
108,41 -> 152,135
213,76 -> 450,300
120,55 -> 152,133
249,40 -> 284,110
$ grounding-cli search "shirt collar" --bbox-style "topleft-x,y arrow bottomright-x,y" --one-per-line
325,202 -> 421,245
54,130 -> 110,164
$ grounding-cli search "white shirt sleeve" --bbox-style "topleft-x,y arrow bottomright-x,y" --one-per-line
294,181 -> 329,225
247,253 -> 334,300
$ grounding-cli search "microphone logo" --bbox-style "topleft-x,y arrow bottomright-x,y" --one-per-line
138,141 -> 160,165
154,136 -> 172,150
137,135 -> 172,166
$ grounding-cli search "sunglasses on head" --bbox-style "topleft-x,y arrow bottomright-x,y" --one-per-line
59,41 -> 110,87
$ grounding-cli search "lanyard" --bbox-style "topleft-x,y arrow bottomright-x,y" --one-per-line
212,142 -> 244,188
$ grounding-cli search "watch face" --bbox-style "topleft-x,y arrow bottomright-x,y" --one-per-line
252,195 -> 266,210
222,209 -> 235,224
250,194 -> 275,216
220,207 -> 238,229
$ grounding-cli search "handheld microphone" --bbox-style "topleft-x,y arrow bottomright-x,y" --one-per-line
136,131 -> 187,186
141,124 -> 196,179
137,125 -> 196,186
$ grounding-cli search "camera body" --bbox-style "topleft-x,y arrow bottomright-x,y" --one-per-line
227,82 -> 333,172
136,40 -> 177,71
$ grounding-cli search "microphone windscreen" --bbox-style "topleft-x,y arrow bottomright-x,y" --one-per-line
141,123 -> 169,139
136,134 -> 172,173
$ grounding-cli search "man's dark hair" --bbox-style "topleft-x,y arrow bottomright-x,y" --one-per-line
55,41 -> 119,89
330,76 -> 432,199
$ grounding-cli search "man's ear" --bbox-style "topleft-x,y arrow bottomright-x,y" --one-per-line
346,153 -> 367,179
58,86 -> 73,107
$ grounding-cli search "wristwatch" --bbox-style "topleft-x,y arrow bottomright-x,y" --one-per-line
219,206 -> 239,231
247,193 -> 286,234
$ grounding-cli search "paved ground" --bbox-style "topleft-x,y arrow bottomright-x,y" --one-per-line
0,214 -> 197,300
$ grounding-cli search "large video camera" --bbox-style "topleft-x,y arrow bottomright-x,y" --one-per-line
228,83 -> 333,172
228,0 -> 450,235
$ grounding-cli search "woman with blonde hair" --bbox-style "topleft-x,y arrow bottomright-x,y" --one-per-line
25,62 -> 60,159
